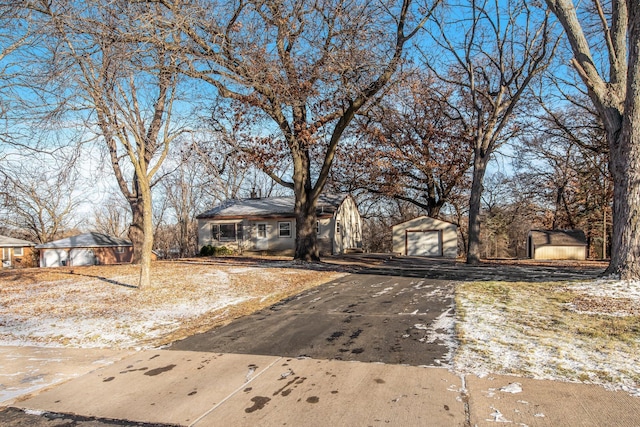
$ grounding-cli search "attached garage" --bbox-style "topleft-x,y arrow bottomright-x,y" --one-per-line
36,232 -> 134,267
392,216 -> 458,258
41,248 -> 70,267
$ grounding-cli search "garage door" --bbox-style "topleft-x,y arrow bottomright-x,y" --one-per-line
406,230 -> 442,257
42,249 -> 69,267
70,248 -> 96,266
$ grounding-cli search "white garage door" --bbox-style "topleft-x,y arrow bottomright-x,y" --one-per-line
70,248 -> 96,266
406,230 -> 442,257
42,249 -> 69,267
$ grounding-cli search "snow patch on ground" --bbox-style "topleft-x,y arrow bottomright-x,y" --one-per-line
455,279 -> 640,396
0,263 -> 345,349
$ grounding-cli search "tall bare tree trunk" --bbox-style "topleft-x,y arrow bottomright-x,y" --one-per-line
467,151 -> 489,264
607,11 -> 640,278
544,0 -> 640,278
127,196 -> 144,264
137,179 -> 154,288
291,147 -> 321,261
294,196 -> 320,261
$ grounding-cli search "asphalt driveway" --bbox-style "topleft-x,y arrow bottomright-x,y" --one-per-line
169,256 -> 604,366
170,270 -> 456,366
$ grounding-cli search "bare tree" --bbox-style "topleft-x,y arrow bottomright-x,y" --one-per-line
26,1 -> 187,287
152,0 -> 439,261
544,0 -> 640,278
92,193 -> 131,239
0,156 -> 83,243
424,0 -> 557,263
514,101 -> 612,258
157,145 -> 209,257
334,71 -> 472,218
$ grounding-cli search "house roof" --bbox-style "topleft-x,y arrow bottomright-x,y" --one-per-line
35,232 -> 132,249
392,215 -> 457,229
0,235 -> 36,247
197,194 -> 348,219
529,229 -> 587,247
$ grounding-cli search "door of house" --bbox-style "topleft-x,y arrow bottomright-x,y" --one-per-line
1,248 -> 10,268
255,223 -> 269,250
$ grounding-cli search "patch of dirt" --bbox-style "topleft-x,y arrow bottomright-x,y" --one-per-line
571,294 -> 640,317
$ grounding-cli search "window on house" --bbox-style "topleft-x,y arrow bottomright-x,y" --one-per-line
278,222 -> 291,238
336,220 -> 341,234
219,224 -> 236,241
316,220 -> 320,235
116,247 -> 125,254
211,223 -> 241,241
13,247 -> 23,256
257,224 -> 267,238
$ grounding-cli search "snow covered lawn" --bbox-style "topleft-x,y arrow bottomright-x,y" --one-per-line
455,278 -> 640,396
0,260 -> 346,349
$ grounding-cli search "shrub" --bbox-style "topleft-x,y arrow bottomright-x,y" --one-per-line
199,245 -> 235,257
199,245 -> 215,257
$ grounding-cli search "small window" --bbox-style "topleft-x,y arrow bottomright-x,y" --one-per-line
13,247 -> 23,256
257,224 -> 267,238
316,220 -> 320,235
278,222 -> 292,238
336,220 -> 341,234
116,247 -> 125,254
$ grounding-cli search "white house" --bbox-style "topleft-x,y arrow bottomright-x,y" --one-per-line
197,194 -> 362,256
392,216 -> 458,258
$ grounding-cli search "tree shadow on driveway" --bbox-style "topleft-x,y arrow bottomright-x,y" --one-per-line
354,256 -> 606,282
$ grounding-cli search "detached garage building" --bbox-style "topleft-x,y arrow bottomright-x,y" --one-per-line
392,216 -> 458,258
528,229 -> 588,260
36,232 -> 133,267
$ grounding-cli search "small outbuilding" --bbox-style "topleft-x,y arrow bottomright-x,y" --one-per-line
36,232 -> 134,267
392,216 -> 458,258
527,229 -> 588,261
1,235 -> 37,268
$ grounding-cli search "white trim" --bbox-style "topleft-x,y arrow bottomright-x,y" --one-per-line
278,221 -> 292,238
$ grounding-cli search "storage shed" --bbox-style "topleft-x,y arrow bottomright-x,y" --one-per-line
392,216 -> 458,258
36,232 -> 134,267
528,229 -> 588,260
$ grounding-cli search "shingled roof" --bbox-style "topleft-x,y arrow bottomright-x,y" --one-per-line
197,194 -> 347,219
529,230 -> 587,247
0,235 -> 36,247
36,232 -> 132,249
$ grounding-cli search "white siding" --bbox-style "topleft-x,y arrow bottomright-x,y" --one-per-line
333,196 -> 363,255
392,216 -> 457,258
533,246 -> 586,260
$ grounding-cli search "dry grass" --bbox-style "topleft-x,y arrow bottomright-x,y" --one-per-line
0,260 -> 347,349
455,280 -> 640,393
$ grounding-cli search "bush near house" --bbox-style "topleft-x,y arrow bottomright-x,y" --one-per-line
199,245 -> 236,257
